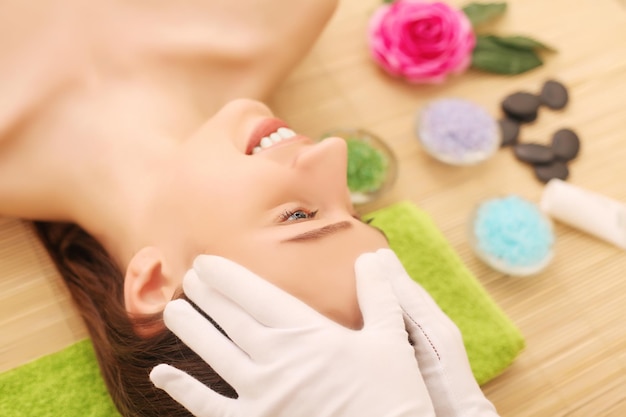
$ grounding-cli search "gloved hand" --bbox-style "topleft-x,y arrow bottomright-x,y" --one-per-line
371,249 -> 500,417
150,253 -> 437,417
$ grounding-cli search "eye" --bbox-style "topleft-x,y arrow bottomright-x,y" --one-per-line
279,208 -> 318,223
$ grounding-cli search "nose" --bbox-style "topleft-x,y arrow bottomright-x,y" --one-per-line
292,136 -> 351,201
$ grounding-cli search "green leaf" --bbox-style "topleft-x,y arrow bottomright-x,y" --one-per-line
471,35 -> 543,75
488,35 -> 557,52
382,0 -> 395,3
462,2 -> 507,27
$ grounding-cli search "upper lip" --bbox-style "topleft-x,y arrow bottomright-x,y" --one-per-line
246,118 -> 289,155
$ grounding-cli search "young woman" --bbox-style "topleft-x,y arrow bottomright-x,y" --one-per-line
0,1 -> 499,416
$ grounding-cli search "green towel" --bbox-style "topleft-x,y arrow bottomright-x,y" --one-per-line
0,201 -> 524,417
0,340 -> 119,417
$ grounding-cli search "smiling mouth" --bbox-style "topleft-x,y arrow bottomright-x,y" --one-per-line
248,127 -> 298,155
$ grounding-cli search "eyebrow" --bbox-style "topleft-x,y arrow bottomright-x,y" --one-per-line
282,220 -> 353,243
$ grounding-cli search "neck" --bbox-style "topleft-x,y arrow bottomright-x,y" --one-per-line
67,82 -> 196,267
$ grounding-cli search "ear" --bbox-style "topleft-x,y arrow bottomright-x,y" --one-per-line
124,246 -> 177,316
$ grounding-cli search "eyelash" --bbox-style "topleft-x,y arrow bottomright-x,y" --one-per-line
279,208 -> 319,222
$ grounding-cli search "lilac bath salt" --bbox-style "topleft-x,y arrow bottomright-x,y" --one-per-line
470,195 -> 555,276
417,98 -> 500,165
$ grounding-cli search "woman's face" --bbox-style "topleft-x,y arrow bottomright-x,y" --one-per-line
151,99 -> 389,327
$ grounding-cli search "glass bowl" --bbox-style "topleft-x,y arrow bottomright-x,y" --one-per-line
322,128 -> 398,205
416,98 -> 501,166
468,195 -> 555,276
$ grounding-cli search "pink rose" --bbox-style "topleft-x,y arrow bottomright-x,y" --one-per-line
368,0 -> 476,84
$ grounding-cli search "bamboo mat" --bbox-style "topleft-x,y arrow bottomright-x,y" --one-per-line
2,0 -> 626,416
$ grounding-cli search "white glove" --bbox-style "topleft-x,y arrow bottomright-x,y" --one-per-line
150,253 -> 437,417
372,249 -> 500,417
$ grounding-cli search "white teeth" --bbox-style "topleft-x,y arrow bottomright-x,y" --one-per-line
251,127 -> 297,154
260,137 -> 273,148
277,127 -> 296,139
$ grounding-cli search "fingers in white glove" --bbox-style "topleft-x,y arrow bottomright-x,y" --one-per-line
354,251 -> 405,329
374,249 -> 500,417
162,298 -> 250,389
182,269 -> 267,356
375,248 -> 461,340
192,255 -> 320,328
150,364 -> 233,417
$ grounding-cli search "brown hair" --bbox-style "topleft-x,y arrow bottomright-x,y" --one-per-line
33,221 -> 236,417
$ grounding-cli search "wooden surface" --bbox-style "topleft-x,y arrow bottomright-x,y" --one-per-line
2,0 -> 626,415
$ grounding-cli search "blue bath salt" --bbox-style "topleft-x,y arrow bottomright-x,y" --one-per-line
473,196 -> 554,270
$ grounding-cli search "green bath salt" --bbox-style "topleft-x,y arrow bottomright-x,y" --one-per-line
346,137 -> 388,193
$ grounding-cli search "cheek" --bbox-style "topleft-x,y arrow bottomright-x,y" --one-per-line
306,226 -> 389,264
235,224 -> 388,284
177,169 -> 266,234
228,225 -> 389,327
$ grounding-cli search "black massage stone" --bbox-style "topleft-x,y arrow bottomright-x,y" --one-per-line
551,128 -> 580,161
501,92 -> 542,123
540,80 -> 569,110
498,118 -> 521,147
534,160 -> 570,183
513,143 -> 555,165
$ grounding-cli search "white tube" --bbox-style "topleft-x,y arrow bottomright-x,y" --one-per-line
540,179 -> 626,250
